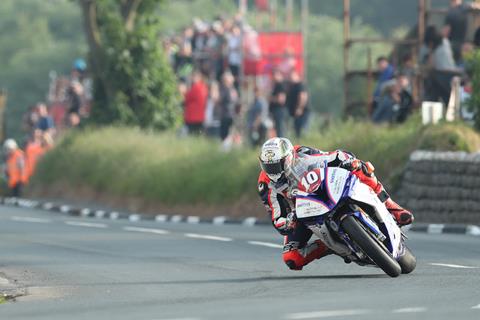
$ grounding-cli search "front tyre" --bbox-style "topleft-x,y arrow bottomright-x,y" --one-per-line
342,215 -> 402,278
398,246 -> 416,274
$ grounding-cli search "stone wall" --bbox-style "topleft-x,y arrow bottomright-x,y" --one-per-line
396,151 -> 480,224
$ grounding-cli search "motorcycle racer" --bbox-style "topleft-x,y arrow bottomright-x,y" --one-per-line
257,137 -> 413,270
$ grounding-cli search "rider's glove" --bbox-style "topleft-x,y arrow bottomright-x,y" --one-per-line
274,212 -> 297,233
340,159 -> 375,177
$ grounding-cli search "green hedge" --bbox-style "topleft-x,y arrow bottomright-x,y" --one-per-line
31,118 -> 480,205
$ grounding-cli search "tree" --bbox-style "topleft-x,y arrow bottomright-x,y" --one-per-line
0,0 -> 85,141
79,0 -> 180,129
467,50 -> 480,130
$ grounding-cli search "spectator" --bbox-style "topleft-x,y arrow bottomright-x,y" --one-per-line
67,80 -> 84,116
227,25 -> 242,87
184,70 -> 209,135
443,0 -> 480,63
372,56 -> 395,112
372,81 -> 400,124
395,74 -> 414,123
247,86 -> 270,146
174,43 -> 194,81
22,105 -> 39,136
219,71 -> 238,141
204,81 -> 221,137
269,70 -> 287,137
24,129 -> 46,181
36,103 -> 56,137
3,139 -> 26,197
278,48 -> 297,79
422,25 -> 460,104
286,71 -> 309,138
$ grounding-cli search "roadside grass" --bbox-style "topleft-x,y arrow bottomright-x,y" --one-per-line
31,117 -> 480,206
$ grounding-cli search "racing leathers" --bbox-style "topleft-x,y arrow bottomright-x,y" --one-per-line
257,145 -> 413,270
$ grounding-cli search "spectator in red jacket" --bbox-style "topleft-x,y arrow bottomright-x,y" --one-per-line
184,70 -> 209,135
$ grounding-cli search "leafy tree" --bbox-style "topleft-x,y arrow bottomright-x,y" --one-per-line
79,0 -> 180,129
467,50 -> 480,130
0,0 -> 85,141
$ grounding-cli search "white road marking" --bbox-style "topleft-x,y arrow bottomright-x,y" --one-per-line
286,309 -> 369,319
151,318 -> 201,320
429,263 -> 478,269
171,215 -> 183,223
80,208 -> 91,216
10,216 -> 51,224
427,224 -> 444,234
109,211 -> 119,220
212,216 -> 227,225
155,214 -> 168,222
248,241 -> 283,249
95,210 -> 106,218
243,217 -> 257,226
467,225 -> 480,236
187,216 -> 200,224
472,304 -> 480,309
184,233 -> 232,242
65,221 -> 108,229
393,307 -> 427,313
128,214 -> 141,222
123,226 -> 170,235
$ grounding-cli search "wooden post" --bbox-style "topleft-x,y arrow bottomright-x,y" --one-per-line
367,47 -> 373,115
286,0 -> 293,29
0,89 -> 7,142
301,0 -> 309,81
343,0 -> 351,114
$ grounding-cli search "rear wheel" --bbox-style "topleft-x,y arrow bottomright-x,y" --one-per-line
342,215 -> 401,278
398,246 -> 416,274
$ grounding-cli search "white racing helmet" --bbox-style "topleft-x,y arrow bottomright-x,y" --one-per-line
259,137 -> 294,182
3,139 -> 18,151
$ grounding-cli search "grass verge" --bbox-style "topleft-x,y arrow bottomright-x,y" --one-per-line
29,117 -> 480,214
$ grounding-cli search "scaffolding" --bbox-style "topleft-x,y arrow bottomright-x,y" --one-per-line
343,0 -> 480,117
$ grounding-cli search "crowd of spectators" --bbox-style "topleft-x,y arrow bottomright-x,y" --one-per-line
371,0 -> 480,124
164,14 -> 310,147
2,59 -> 91,197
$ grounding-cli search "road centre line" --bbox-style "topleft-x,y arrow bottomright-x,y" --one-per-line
429,263 -> 478,269
286,309 -> 369,319
151,318 -> 202,320
10,216 -> 51,223
65,221 -> 108,228
392,307 -> 427,313
248,241 -> 284,249
123,226 -> 170,235
184,233 -> 232,242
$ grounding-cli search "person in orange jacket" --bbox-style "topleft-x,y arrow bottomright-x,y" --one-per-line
3,139 -> 27,197
24,129 -> 47,182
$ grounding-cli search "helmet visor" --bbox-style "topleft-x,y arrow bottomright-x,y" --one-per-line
260,158 -> 285,176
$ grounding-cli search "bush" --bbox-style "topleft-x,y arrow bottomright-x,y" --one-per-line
31,118 -> 480,207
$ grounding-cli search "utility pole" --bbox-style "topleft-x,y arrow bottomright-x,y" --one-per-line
0,89 -> 7,142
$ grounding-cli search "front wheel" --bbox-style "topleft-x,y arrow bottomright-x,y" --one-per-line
342,215 -> 401,278
398,246 -> 416,274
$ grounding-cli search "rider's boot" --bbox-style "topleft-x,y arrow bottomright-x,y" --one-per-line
283,240 -> 331,271
352,168 -> 413,226
384,197 -> 414,226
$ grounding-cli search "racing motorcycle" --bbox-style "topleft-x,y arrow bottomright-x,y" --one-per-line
294,164 -> 416,277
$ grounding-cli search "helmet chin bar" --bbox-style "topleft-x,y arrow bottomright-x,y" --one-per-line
268,172 -> 283,182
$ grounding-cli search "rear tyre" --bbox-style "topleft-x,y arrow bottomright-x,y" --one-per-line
342,215 -> 402,278
398,246 -> 416,274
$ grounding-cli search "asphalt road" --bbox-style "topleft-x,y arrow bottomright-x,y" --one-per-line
1,205 -> 479,320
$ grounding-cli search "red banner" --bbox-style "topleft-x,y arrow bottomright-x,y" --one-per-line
244,31 -> 304,77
